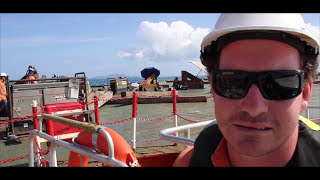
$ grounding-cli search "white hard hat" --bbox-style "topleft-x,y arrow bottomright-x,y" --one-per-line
0,72 -> 7,77
201,13 -> 319,54
28,66 -> 35,72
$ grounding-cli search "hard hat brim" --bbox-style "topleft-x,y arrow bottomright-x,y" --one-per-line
201,26 -> 319,53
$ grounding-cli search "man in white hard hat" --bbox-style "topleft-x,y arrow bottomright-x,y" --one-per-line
174,13 -> 320,167
0,72 -> 8,117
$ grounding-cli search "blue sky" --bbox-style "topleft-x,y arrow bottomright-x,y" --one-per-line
1,13 -> 319,80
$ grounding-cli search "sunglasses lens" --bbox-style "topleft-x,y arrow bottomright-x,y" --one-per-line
259,72 -> 301,100
212,70 -> 303,100
213,71 -> 248,99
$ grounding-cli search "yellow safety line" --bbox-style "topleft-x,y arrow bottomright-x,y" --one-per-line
299,115 -> 320,131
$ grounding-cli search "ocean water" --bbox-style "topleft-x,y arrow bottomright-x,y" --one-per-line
89,75 -> 208,86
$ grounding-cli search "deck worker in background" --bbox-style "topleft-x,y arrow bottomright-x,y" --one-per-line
25,65 -> 38,84
0,72 -> 8,117
174,13 -> 320,167
172,77 -> 181,90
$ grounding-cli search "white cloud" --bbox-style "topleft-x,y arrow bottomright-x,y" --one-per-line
117,49 -> 144,59
118,21 -> 210,62
119,21 -> 320,63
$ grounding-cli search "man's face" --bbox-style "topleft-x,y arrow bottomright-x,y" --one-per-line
211,39 -> 311,157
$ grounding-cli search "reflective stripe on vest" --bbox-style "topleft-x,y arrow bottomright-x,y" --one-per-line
299,115 -> 320,131
0,82 -> 6,99
0,87 -> 6,95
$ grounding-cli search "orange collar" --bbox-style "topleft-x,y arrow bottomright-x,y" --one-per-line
211,138 -> 231,167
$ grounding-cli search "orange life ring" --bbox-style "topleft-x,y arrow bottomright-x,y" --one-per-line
68,127 -> 141,167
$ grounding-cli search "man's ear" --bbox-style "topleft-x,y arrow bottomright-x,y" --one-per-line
300,77 -> 312,113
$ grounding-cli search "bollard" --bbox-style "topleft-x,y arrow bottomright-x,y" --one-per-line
132,92 -> 138,151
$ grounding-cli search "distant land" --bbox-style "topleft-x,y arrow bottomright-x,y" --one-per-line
89,73 -> 208,80
88,73 -> 208,86
89,74 -> 140,79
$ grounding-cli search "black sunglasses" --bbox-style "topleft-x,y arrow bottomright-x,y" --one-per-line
211,70 -> 304,101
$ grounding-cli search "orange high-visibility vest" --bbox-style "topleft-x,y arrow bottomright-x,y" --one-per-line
26,75 -> 38,84
0,81 -> 7,100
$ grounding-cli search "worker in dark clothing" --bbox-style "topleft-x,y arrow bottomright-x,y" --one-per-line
172,77 -> 181,90
25,65 -> 38,84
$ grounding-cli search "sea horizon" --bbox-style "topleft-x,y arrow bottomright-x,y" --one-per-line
89,75 -> 208,86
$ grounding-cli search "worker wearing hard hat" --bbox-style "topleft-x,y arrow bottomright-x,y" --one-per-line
174,13 -> 320,167
0,72 -> 8,117
25,65 -> 38,84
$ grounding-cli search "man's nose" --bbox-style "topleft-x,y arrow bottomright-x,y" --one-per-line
240,84 -> 269,117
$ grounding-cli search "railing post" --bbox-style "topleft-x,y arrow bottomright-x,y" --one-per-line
28,134 -> 35,167
32,100 -> 41,166
94,96 -> 100,125
32,100 -> 39,130
132,92 -> 138,151
172,89 -> 178,137
79,99 -> 87,122
45,105 -> 54,147
183,129 -> 191,148
49,143 -> 58,167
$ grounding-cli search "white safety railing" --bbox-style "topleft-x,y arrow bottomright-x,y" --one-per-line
159,108 -> 320,146
304,105 -> 320,120
160,120 -> 215,145
28,114 -> 128,167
